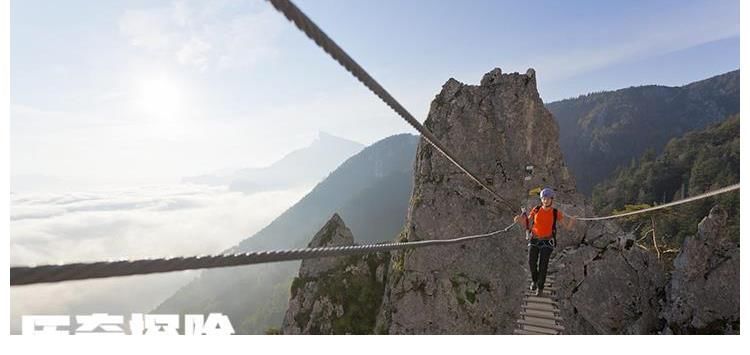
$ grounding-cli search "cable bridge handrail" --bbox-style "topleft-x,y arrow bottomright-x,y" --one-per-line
10,223 -> 518,286
571,183 -> 739,221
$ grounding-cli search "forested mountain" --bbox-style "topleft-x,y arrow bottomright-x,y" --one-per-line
547,70 -> 739,194
591,114 -> 739,245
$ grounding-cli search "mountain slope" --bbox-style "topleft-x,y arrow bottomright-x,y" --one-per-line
155,133 -> 418,333
547,70 -> 739,194
183,132 -> 364,193
591,114 -> 739,244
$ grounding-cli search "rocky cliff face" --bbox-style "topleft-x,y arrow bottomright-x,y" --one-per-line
377,68 -> 585,334
551,220 -> 666,334
662,205 -> 740,334
544,204 -> 739,335
282,214 -> 389,334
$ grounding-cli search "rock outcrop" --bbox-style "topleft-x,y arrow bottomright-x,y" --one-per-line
377,68 -> 584,334
551,203 -> 739,335
662,205 -> 740,334
552,220 -> 666,334
281,214 -> 389,334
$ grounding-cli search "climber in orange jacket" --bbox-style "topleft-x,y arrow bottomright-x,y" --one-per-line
513,187 -> 574,296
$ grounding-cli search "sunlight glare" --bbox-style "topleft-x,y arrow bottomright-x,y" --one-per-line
136,77 -> 183,121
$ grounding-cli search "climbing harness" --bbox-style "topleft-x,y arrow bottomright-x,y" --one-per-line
523,205 -> 558,247
529,238 -> 555,250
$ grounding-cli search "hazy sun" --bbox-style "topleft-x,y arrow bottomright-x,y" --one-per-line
136,77 -> 183,121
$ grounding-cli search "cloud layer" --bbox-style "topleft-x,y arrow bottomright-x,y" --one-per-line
10,183 -> 311,333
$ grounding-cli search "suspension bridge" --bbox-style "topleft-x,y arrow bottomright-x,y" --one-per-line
10,0 -> 740,335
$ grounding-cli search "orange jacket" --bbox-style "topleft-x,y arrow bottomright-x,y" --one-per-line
527,207 -> 564,239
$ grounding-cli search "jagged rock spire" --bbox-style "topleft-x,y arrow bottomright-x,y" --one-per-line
378,68 -> 582,334
282,214 -> 389,334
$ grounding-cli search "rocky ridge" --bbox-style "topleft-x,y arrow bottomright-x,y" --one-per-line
280,68 -> 739,334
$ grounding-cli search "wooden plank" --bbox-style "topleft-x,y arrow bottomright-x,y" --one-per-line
524,289 -> 556,296
527,278 -> 555,282
513,328 -> 550,335
524,296 -> 558,305
525,294 -> 556,301
527,283 -> 556,288
522,304 -> 558,313
518,324 -> 559,335
524,294 -> 556,300
522,315 -> 558,327
521,310 -> 563,322
517,319 -> 565,331
517,273 -> 565,335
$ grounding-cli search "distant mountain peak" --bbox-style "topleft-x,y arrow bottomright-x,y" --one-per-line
182,131 -> 365,192
317,131 -> 337,140
314,131 -> 363,147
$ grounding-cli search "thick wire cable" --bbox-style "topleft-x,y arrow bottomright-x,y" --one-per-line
10,223 -> 517,286
572,183 -> 739,221
266,0 -> 515,212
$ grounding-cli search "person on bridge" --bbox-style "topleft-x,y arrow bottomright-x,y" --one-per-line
514,188 -> 574,296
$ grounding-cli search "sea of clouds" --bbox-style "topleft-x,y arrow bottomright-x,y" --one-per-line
10,183 -> 312,334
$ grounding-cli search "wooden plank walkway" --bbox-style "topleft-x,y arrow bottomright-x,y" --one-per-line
513,275 -> 565,335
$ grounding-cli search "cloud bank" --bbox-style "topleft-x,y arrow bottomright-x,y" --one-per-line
10,183 -> 311,333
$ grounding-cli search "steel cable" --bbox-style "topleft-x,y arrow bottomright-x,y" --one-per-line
10,223 -> 518,286
266,0 -> 515,212
572,183 -> 739,221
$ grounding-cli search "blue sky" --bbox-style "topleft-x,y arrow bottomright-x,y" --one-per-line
10,0 -> 739,187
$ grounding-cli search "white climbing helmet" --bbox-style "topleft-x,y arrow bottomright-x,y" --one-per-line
540,187 -> 555,199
